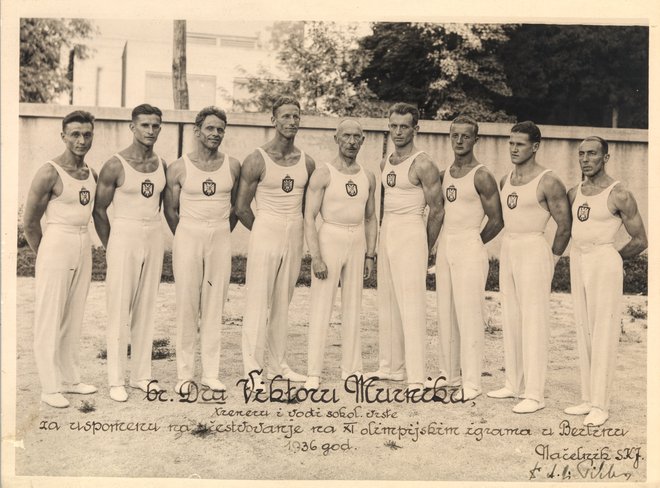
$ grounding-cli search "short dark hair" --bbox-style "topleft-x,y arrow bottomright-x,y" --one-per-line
272,96 -> 300,116
583,136 -> 609,154
131,104 -> 163,122
511,120 -> 541,144
451,115 -> 479,137
388,102 -> 419,126
62,110 -> 95,132
195,106 -> 227,127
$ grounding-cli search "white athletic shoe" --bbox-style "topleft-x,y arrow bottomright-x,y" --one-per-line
109,386 -> 128,402
462,388 -> 482,401
487,387 -> 516,399
564,402 -> 591,415
584,407 -> 609,426
267,369 -> 307,383
365,370 -> 405,381
513,398 -> 545,414
62,382 -> 98,395
129,379 -> 165,393
201,378 -> 227,392
41,392 -> 70,408
303,377 -> 320,390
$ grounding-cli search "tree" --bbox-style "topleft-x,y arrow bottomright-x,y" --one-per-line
356,23 -> 515,121
172,20 -> 190,110
498,24 -> 648,128
20,18 -> 95,103
236,22 -> 386,117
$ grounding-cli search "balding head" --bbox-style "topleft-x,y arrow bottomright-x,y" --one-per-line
336,118 -> 363,137
334,118 -> 365,162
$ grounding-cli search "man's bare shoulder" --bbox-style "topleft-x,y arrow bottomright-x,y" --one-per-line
610,182 -> 637,209
309,164 -> 330,188
474,165 -> 496,183
540,170 -> 567,194
32,162 -> 59,186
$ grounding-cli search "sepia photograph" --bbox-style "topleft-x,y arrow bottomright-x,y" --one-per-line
2,1 -> 658,486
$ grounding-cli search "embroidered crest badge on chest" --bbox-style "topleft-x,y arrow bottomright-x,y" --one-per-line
79,187 -> 91,206
577,202 -> 590,222
386,171 -> 396,187
141,179 -> 154,198
345,179 -> 358,197
446,185 -> 457,202
507,192 -> 518,209
202,178 -> 216,196
282,174 -> 294,193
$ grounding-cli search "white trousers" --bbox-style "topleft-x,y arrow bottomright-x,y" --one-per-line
377,214 -> 428,385
105,218 -> 164,386
499,233 -> 553,401
570,244 -> 623,411
241,213 -> 303,377
435,230 -> 488,392
173,218 -> 231,381
307,222 -> 365,378
34,225 -> 92,393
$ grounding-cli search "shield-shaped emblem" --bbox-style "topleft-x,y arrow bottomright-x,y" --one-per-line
386,171 -> 396,187
345,180 -> 358,197
282,174 -> 294,193
446,185 -> 457,202
79,187 -> 90,206
202,178 -> 216,196
141,179 -> 154,198
577,203 -> 590,222
507,192 -> 518,209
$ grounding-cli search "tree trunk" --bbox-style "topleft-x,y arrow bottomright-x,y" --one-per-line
172,20 -> 189,110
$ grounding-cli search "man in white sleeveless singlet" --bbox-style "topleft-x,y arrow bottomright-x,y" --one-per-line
367,103 -> 444,392
303,119 -> 378,390
94,104 -> 168,402
487,121 -> 571,414
164,107 -> 241,394
564,136 -> 647,426
24,110 -> 99,408
236,96 -> 316,389
431,115 -> 504,401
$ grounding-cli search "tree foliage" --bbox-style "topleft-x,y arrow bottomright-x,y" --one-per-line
20,18 -> 95,103
356,23 -> 515,122
236,22 -> 387,117
498,24 -> 648,128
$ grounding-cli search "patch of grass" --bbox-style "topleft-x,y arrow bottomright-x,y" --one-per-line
97,338 -> 174,360
78,400 -> 96,413
627,304 -> 647,320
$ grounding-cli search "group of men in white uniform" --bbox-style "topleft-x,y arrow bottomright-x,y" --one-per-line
24,98 -> 647,428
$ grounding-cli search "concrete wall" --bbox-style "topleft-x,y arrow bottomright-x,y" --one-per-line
19,104 -> 648,255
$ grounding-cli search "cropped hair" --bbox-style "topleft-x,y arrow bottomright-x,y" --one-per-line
195,106 -> 227,127
451,115 -> 479,137
511,120 -> 541,144
388,102 -> 419,126
272,96 -> 300,116
62,110 -> 95,132
582,136 -> 609,154
131,103 -> 163,122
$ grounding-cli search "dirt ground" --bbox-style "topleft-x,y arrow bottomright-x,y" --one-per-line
11,277 -> 648,482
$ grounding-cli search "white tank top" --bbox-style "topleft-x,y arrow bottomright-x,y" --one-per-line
572,181 -> 622,245
321,163 -> 369,226
254,148 -> 308,216
442,164 -> 486,233
381,151 -> 426,216
179,154 -> 233,222
501,169 -> 551,234
44,161 -> 96,227
112,153 -> 165,221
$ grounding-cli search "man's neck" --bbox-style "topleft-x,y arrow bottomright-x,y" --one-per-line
196,144 -> 221,162
512,157 -> 538,178
268,133 -> 296,155
393,142 -> 416,159
126,140 -> 155,161
59,150 -> 85,168
335,154 -> 357,170
584,169 -> 612,187
453,152 -> 476,167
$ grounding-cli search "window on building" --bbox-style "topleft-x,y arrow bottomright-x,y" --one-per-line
145,72 -> 217,110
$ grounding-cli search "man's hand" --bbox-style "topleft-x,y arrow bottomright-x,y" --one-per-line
364,257 -> 374,279
312,258 -> 328,280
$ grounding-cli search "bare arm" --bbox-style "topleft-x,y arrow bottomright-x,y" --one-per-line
303,166 -> 329,279
23,164 -> 58,254
542,173 -> 572,257
301,154 -> 317,218
475,167 -> 504,244
379,157 -> 386,226
163,158 -> 184,235
158,159 -> 168,212
234,152 -> 264,231
612,185 -> 648,259
228,157 -> 241,232
364,170 -> 378,279
412,155 -> 444,253
93,158 -> 122,249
